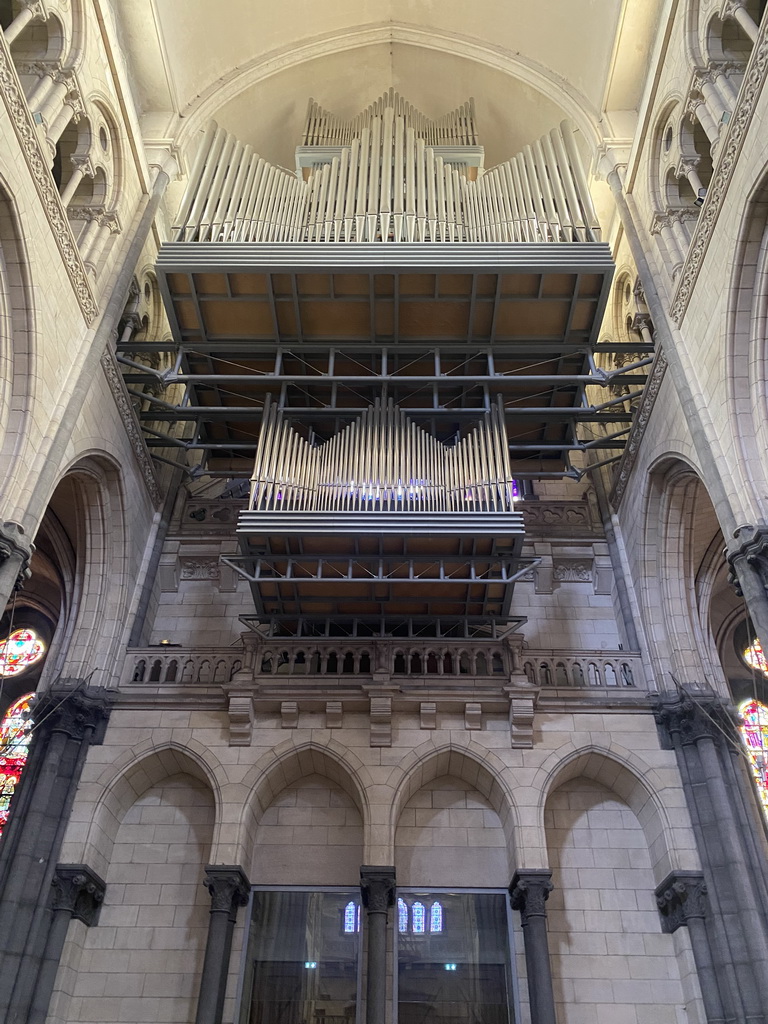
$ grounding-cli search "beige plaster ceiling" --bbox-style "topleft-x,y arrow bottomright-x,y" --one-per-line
113,0 -> 662,172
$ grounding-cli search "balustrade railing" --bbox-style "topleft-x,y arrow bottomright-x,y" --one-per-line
121,643 -> 648,691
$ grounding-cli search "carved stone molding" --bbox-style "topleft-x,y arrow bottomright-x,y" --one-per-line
609,350 -> 668,508
203,866 -> 250,918
180,558 -> 219,581
656,871 -> 709,933
100,347 -> 161,506
553,559 -> 593,582
509,869 -> 554,923
0,35 -> 96,323
360,866 -> 396,914
672,23 -> 768,323
51,864 -> 106,926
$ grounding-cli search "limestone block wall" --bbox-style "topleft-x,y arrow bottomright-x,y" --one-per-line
50,702 -> 703,1024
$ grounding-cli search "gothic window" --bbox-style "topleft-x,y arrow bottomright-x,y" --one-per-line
0,628 -> 45,676
412,901 -> 426,934
738,699 -> 768,817
398,897 -> 408,933
0,693 -> 35,838
343,900 -> 361,934
429,901 -> 443,933
397,898 -> 445,934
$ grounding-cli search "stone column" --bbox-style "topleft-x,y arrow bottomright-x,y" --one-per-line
195,866 -> 250,1024
722,0 -> 760,43
509,869 -> 557,1024
0,521 -> 33,612
360,865 -> 395,1024
29,864 -> 106,1024
0,685 -> 114,1023
3,0 -> 46,46
655,871 -> 725,1023
654,690 -> 768,1022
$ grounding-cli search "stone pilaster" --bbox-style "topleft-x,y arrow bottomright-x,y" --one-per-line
360,865 -> 395,1024
509,870 -> 557,1024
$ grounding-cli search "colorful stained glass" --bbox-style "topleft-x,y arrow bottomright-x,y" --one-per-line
429,901 -> 443,933
0,629 -> 45,677
398,897 -> 408,933
743,638 -> 768,677
0,693 -> 34,838
412,902 -> 425,934
739,699 -> 768,818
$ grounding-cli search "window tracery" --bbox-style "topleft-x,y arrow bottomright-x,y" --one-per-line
0,693 -> 35,837
738,699 -> 768,817
0,628 -> 45,676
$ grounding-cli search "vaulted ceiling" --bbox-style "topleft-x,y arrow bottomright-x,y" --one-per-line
114,0 -> 662,172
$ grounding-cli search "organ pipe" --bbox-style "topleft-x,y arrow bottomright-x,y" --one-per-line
249,400 -> 516,515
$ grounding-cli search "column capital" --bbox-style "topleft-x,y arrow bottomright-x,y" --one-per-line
652,688 -> 738,747
655,871 -> 709,933
34,684 -> 115,745
360,865 -> 396,913
0,521 -> 34,590
726,523 -> 768,595
202,865 -> 250,916
509,869 -> 554,922
50,864 -> 106,926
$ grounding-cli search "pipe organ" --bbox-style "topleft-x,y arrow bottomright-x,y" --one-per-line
154,91 -> 617,636
174,90 -> 600,245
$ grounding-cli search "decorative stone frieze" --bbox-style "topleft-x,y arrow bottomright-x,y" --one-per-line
0,36 -> 97,322
101,347 -> 161,505
180,558 -> 220,581
672,22 -> 768,323
655,871 -> 708,933
553,559 -> 592,583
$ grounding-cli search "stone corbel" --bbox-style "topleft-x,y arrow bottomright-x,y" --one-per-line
281,700 -> 298,729
419,701 -> 436,729
593,542 -> 613,596
325,700 -> 343,729
224,690 -> 254,746
464,702 -> 482,730
507,690 -> 538,748
369,694 -> 392,747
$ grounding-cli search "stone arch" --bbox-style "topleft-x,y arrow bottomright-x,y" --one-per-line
238,738 -> 371,872
647,96 -> 684,214
725,169 -> 768,500
34,453 -> 131,687
7,7 -> 66,65
543,747 -> 696,1024
0,176 -> 35,482
72,743 -> 220,883
641,456 -> 727,689
388,741 -> 518,873
539,744 -> 697,884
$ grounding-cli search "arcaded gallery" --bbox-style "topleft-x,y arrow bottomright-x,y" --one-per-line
0,1 -> 767,1022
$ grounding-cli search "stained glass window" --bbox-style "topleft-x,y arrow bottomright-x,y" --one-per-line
398,897 -> 408,933
412,901 -> 425,934
343,900 -> 357,933
0,693 -> 35,838
743,638 -> 768,677
429,901 -> 443,933
739,699 -> 768,818
0,629 -> 45,677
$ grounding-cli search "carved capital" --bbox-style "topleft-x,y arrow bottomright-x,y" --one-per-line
360,865 -> 396,914
726,524 -> 768,597
630,312 -> 654,336
51,864 -> 106,926
203,866 -> 250,917
656,871 -> 709,933
0,521 -> 34,589
34,684 -> 115,745
509,869 -> 553,923
652,688 -> 738,748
